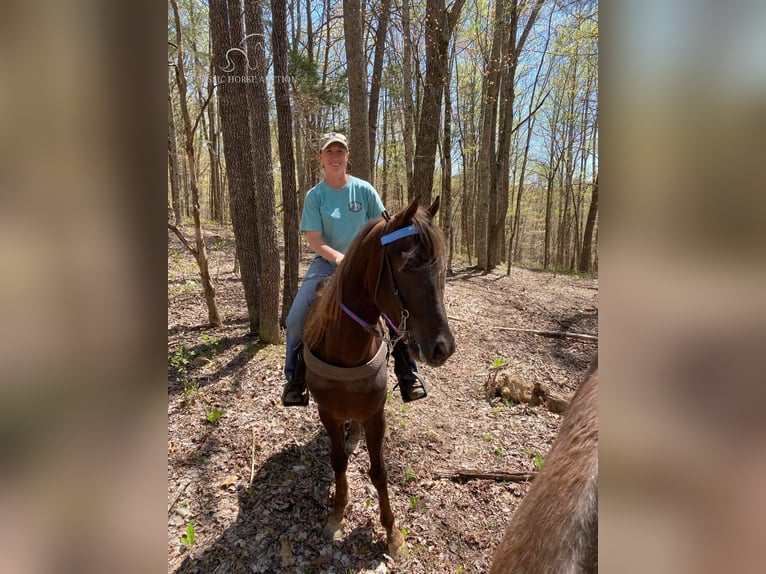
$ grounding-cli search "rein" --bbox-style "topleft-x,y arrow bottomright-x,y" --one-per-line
339,214 -> 420,347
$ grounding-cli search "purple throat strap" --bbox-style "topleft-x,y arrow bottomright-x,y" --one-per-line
340,304 -> 398,335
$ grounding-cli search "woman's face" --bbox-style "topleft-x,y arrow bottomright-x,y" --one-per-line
319,143 -> 349,172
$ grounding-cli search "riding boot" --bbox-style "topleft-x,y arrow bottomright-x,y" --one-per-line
391,339 -> 428,402
282,347 -> 309,406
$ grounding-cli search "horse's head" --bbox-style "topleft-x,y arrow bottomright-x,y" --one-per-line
372,196 -> 456,367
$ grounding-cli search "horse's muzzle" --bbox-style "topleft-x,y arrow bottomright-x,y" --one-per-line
413,331 -> 456,367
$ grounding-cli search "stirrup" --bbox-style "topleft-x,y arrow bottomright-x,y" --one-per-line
394,372 -> 428,403
281,380 -> 309,407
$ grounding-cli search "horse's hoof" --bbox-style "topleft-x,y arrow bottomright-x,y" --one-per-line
323,519 -> 344,541
387,531 -> 408,559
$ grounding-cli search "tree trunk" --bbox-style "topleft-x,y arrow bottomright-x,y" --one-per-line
244,0 -> 281,344
381,87 -> 389,205
168,82 -> 183,226
543,168 -> 554,270
508,8 -> 552,272
400,0 -> 416,197
441,50 -> 454,273
409,0 -> 466,206
171,0 -> 222,327
578,174 -> 598,273
476,0 -> 505,271
482,0 -> 546,272
487,1 -> 515,269
508,117 -> 533,272
210,0 -> 262,333
368,0 -> 392,183
271,0 -> 300,326
206,66 -> 224,224
343,0 -> 371,180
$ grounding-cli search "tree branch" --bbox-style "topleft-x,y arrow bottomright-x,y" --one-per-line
511,89 -> 550,135
492,326 -> 598,342
167,223 -> 198,258
192,89 -> 215,138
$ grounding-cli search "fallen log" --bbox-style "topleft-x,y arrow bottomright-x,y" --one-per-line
493,326 -> 597,342
434,469 -> 537,483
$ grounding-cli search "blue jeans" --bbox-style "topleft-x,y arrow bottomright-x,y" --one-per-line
284,256 -> 337,383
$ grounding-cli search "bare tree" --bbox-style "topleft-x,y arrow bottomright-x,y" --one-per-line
206,65 -> 224,224
210,0 -> 262,333
480,0 -> 546,272
244,0 -> 281,344
168,79 -> 183,226
368,0 -> 392,183
399,0 -> 416,196
578,174 -> 598,273
271,0 -> 300,324
343,0 -> 372,180
409,0 -> 466,205
441,47 -> 455,273
170,0 -> 222,327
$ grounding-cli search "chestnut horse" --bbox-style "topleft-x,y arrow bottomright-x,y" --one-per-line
302,196 -> 455,558
490,356 -> 598,573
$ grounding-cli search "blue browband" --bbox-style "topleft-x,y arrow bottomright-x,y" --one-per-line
380,225 -> 419,245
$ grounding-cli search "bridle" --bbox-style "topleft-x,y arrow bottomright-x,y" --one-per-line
340,212 -> 421,344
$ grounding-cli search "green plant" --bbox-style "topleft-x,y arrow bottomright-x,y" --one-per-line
403,469 -> 417,484
401,404 -> 409,414
205,406 -> 224,425
169,345 -> 193,373
493,445 -> 505,456
170,345 -> 199,407
399,420 -> 407,429
401,527 -> 409,537
180,521 -> 196,548
409,495 -> 420,510
365,498 -> 371,508
200,332 -> 220,358
489,356 -> 508,390
181,378 -> 200,407
533,453 -> 544,470
456,566 -> 464,574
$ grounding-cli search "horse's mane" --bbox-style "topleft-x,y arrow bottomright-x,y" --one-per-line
302,204 -> 445,351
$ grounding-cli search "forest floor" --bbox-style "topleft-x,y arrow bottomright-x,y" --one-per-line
167,224 -> 598,574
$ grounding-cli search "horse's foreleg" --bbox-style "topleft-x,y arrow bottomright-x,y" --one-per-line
318,409 -> 348,541
364,410 -> 406,558
345,419 -> 362,454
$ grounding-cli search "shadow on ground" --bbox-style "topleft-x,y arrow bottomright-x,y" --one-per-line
174,432 -> 393,574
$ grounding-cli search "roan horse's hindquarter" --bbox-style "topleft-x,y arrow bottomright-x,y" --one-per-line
490,360 -> 598,574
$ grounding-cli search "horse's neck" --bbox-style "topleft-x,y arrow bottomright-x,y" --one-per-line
316,259 -> 381,368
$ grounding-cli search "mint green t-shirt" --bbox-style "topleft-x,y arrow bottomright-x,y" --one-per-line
300,176 -> 385,254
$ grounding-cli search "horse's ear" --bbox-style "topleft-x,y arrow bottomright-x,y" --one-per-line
398,195 -> 420,225
427,196 -> 440,218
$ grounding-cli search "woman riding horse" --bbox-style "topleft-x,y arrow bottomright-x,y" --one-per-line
282,132 -> 428,406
